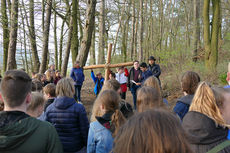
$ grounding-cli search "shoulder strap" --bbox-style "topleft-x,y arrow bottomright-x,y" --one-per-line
206,140 -> 230,153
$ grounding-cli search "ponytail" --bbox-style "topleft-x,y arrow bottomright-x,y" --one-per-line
111,109 -> 126,137
190,82 -> 226,127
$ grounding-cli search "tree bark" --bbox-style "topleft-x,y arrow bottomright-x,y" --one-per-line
39,0 -> 52,73
98,0 -> 105,64
76,0 -> 97,67
7,0 -> 19,70
130,0 -> 135,60
54,1 -> 58,70
1,0 -> 9,72
58,20 -> 65,71
138,0 -> 143,62
90,26 -> 96,65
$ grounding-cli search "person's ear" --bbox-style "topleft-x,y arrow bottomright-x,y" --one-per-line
0,93 -> 3,102
26,93 -> 32,104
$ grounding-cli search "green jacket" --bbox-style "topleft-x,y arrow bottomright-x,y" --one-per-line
0,111 -> 63,153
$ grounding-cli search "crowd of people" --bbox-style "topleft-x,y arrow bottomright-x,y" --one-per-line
0,58 -> 230,153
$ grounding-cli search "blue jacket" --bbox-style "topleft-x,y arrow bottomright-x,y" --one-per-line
91,71 -> 104,95
70,67 -> 85,85
42,96 -> 89,152
141,70 -> 153,83
173,95 -> 194,120
87,121 -> 113,153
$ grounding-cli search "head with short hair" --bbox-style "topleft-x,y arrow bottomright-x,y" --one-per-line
1,70 -> 32,108
137,86 -> 164,112
112,109 -> 193,153
133,60 -> 139,70
56,77 -> 75,98
74,61 -> 80,68
143,76 -> 162,97
181,71 -> 200,95
91,79 -> 121,122
190,82 -> 230,127
27,92 -> 45,117
43,83 -> 56,98
94,90 -> 126,137
109,72 -> 116,80
96,72 -> 102,79
140,62 -> 148,72
32,80 -> 43,92
49,64 -> 55,70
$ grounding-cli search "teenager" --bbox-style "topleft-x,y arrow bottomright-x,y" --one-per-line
143,76 -> 169,106
183,82 -> 230,153
140,62 -> 153,83
43,83 -> 56,112
54,70 -> 62,85
127,60 -> 142,109
137,86 -> 165,112
173,71 -> 200,120
116,66 -> 129,100
91,70 -> 104,96
87,90 -> 126,153
91,79 -> 133,122
27,92 -> 45,118
112,109 -> 193,153
42,78 -> 89,153
148,56 -> 161,82
70,61 -> 85,103
0,70 -> 63,153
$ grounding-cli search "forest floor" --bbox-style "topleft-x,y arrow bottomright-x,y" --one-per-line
81,72 -> 183,119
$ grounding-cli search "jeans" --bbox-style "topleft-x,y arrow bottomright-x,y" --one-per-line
75,85 -> 82,102
130,84 -> 140,110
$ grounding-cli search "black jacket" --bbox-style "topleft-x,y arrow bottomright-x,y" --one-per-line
182,111 -> 230,153
148,64 -> 161,79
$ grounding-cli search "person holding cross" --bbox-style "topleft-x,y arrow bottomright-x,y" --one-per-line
128,60 -> 142,110
91,70 -> 105,96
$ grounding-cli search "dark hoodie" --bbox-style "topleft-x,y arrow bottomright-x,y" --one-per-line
0,111 -> 63,153
173,94 -> 194,120
182,111 -> 230,153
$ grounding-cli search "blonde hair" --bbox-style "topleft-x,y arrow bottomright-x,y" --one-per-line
137,86 -> 164,112
91,80 -> 120,122
56,78 -> 75,98
27,92 -> 45,112
190,82 -> 229,127
143,76 -> 162,97
94,90 -> 126,137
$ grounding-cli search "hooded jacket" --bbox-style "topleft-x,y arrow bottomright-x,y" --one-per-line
70,67 -> 85,86
43,96 -> 89,152
0,111 -> 63,153
173,94 -> 194,120
182,111 -> 230,153
91,71 -> 104,95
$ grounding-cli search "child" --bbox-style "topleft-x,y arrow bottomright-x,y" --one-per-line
137,86 -> 165,112
91,70 -> 104,96
173,71 -> 200,120
109,71 -> 116,80
140,62 -> 153,83
32,80 -> 43,92
41,78 -> 89,153
116,66 -> 129,99
27,92 -> 45,118
87,90 -> 126,153
43,83 -> 56,112
143,76 -> 169,106
112,109 -> 193,153
91,79 -> 133,122
183,82 -> 230,153
70,61 -> 85,103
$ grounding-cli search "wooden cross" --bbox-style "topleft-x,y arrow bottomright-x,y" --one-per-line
84,43 -> 133,81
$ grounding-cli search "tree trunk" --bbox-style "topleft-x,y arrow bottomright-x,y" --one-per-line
1,0 -> 9,72
71,0 -> 79,65
130,0 -> 135,60
7,0 -> 19,70
138,0 -> 143,62
203,0 -> 220,69
54,1 -> 58,70
98,0 -> 105,64
90,26 -> 96,65
59,20 -> 65,71
76,0 -> 97,67
61,20 -> 73,77
28,0 -> 40,72
39,0 -> 52,73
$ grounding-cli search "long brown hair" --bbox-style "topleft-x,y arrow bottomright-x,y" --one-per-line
137,86 -> 164,112
91,80 -> 120,122
112,109 -> 193,153
190,82 -> 229,127
94,90 -> 126,137
181,71 -> 200,95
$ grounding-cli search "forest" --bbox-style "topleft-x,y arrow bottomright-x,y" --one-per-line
0,0 -> 230,85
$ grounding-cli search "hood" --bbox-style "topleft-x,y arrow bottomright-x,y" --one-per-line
178,94 -> 194,105
182,111 -> 228,145
54,96 -> 76,109
0,111 -> 39,151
